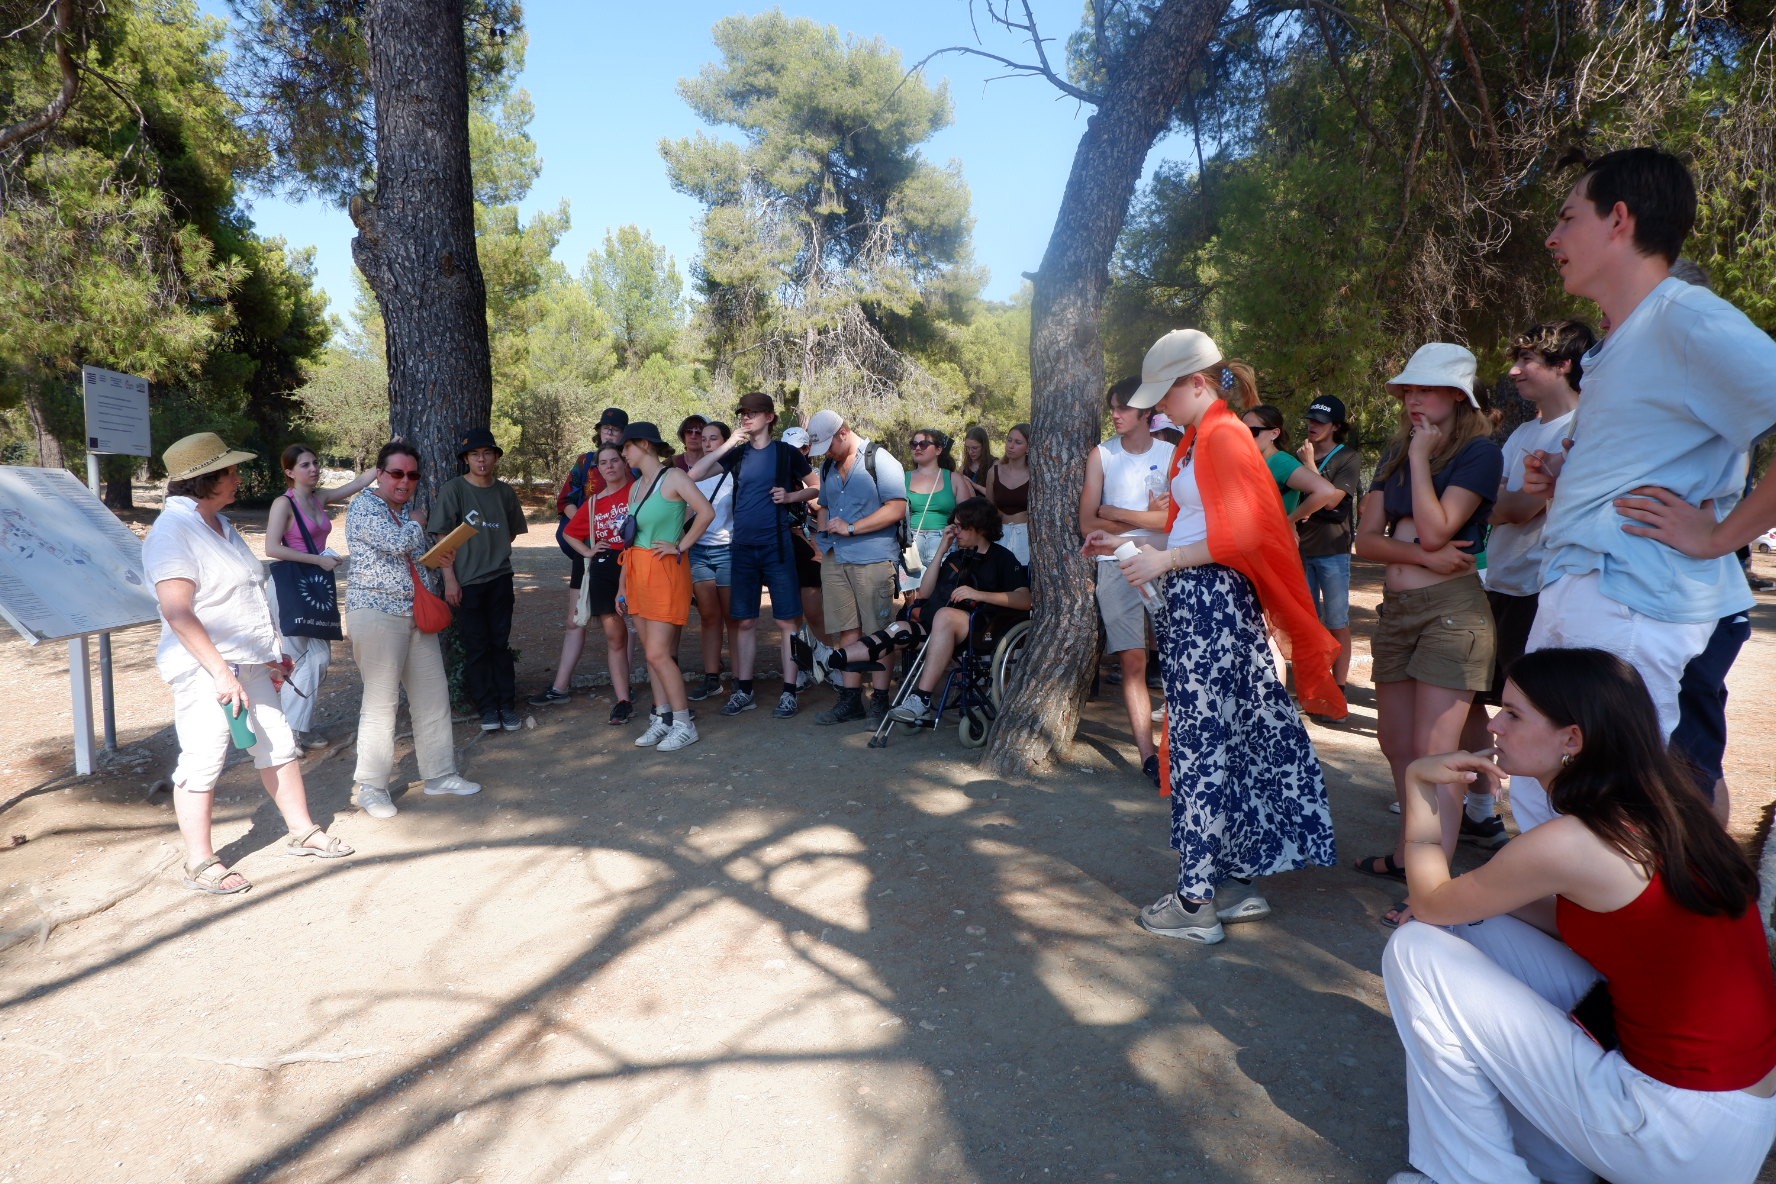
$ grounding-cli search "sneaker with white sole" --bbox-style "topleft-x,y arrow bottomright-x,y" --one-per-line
657,719 -> 699,751
688,674 -> 723,702
1212,879 -> 1272,924
480,709 -> 501,732
357,783 -> 397,819
886,693 -> 934,724
721,689 -> 757,716
500,708 -> 522,732
1459,813 -> 1510,850
424,773 -> 481,796
1138,892 -> 1225,944
635,713 -> 672,746
772,691 -> 799,718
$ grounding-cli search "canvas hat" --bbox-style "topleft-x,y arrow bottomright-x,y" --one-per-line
1388,344 -> 1480,408
457,427 -> 503,458
1306,395 -> 1347,424
620,421 -> 675,457
597,407 -> 629,430
1130,329 -> 1224,409
735,392 -> 775,418
164,432 -> 257,482
782,426 -> 810,448
805,409 -> 844,458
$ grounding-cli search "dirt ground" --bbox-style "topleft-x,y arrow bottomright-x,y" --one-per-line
2,491 -> 1773,1184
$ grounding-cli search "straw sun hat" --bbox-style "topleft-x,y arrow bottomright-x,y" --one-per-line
163,432 -> 257,481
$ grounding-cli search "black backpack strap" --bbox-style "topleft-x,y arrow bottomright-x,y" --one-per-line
287,491 -> 321,555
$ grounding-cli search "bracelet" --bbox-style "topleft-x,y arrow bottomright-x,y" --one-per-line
1405,838 -> 1443,847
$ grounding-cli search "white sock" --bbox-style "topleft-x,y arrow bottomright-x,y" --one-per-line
1464,792 -> 1496,822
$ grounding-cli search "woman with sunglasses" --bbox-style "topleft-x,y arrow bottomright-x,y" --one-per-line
904,430 -> 976,572
1240,405 -> 1344,524
343,441 -> 480,819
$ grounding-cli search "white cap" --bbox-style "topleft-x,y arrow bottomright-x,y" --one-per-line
1388,343 -> 1480,409
782,426 -> 810,448
1130,329 -> 1223,409
806,409 -> 844,457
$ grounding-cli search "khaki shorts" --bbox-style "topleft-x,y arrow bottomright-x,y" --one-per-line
822,559 -> 896,635
1372,575 -> 1495,692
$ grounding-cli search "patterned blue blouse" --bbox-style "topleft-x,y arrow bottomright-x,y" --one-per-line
344,492 -> 438,616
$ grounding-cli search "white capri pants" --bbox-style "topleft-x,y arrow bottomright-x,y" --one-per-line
1509,572 -> 1713,832
168,663 -> 300,792
1382,916 -> 1776,1184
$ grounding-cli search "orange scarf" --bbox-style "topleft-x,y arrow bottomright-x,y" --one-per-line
1164,400 -> 1348,721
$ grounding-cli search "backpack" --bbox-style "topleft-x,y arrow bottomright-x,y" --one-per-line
821,440 -> 909,551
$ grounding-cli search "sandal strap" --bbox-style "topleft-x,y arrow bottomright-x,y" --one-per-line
289,824 -> 324,847
187,855 -> 223,877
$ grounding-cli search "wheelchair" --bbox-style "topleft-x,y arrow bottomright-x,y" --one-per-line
866,604 -> 1032,749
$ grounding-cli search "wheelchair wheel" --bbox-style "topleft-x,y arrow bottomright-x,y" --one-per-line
989,619 -> 1034,708
957,705 -> 991,748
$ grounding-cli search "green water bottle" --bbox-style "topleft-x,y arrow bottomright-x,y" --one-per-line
219,665 -> 256,749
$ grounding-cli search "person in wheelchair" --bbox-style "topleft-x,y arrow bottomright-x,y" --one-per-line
826,497 -> 1030,723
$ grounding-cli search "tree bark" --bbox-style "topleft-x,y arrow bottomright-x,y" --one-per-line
350,0 -> 493,510
984,0 -> 1232,777
23,387 -> 65,470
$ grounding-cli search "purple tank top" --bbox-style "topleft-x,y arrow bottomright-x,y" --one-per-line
282,492 -> 331,553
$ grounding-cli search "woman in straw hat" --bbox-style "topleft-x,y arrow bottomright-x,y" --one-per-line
140,432 -> 354,895
1086,329 -> 1344,946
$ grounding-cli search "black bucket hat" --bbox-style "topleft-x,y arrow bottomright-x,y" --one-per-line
458,427 -> 504,458
619,421 -> 675,457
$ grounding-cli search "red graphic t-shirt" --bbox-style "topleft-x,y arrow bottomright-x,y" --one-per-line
564,486 -> 629,552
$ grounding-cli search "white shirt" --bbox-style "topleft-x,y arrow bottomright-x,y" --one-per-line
1165,458 -> 1209,549
140,497 -> 281,683
1096,435 -> 1175,561
1483,409 -> 1575,597
696,469 -> 735,546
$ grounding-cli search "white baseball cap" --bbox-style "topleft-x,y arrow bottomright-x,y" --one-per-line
782,426 -> 810,448
806,409 -> 844,457
1129,329 -> 1224,409
1388,343 -> 1480,409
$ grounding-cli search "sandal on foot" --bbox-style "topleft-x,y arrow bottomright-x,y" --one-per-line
1381,899 -> 1414,929
1354,852 -> 1408,882
183,856 -> 250,895
285,825 -> 354,859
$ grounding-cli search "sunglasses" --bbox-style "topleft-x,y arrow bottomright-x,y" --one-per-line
382,467 -> 422,482
909,438 -> 934,449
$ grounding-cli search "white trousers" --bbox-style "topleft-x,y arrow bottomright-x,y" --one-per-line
347,607 -> 457,789
1509,572 -> 1712,831
277,633 -> 330,733
1000,521 -> 1030,566
169,664 -> 299,792
1383,917 -> 1776,1184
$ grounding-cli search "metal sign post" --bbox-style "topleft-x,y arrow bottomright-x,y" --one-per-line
79,366 -> 153,757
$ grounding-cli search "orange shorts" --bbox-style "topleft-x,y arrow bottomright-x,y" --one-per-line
620,546 -> 692,626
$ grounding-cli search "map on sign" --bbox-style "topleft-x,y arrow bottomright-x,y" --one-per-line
0,466 -> 160,644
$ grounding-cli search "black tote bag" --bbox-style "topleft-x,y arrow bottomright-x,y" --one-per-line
269,492 -> 344,640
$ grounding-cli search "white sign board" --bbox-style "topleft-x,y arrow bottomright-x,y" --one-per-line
0,466 -> 159,643
81,366 -> 152,457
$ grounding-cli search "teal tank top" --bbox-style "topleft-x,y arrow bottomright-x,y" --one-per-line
631,472 -> 687,548
906,470 -> 957,530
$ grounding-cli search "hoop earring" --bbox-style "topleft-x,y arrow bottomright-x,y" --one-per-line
1560,753 -> 1572,767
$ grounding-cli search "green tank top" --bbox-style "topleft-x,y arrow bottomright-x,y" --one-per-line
906,469 -> 957,530
631,471 -> 687,549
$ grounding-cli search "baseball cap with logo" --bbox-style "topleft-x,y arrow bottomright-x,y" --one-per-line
782,426 -> 810,448
1306,395 -> 1347,424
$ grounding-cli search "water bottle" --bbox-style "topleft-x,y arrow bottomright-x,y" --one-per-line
1114,540 -> 1162,614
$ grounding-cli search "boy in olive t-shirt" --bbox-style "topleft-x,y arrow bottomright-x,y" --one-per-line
433,428 -> 529,731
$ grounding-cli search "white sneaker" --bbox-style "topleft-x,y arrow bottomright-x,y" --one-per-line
423,773 -> 481,796
657,719 -> 699,751
357,783 -> 397,819
635,713 -> 672,747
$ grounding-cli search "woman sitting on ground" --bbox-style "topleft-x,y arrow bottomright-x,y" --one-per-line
822,497 -> 1029,724
1240,405 -> 1343,524
1382,646 -> 1776,1184
904,429 -> 976,572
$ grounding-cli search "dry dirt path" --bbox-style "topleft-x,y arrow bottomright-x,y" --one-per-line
1,497 -> 1772,1183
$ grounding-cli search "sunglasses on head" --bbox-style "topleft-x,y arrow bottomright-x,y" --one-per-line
382,466 -> 421,481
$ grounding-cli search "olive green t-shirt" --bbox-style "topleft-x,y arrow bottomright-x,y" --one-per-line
432,476 -> 528,586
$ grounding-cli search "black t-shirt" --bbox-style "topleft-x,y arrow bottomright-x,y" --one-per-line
921,541 -> 1029,619
1369,437 -> 1503,552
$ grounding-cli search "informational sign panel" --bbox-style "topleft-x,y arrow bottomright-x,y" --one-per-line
81,365 -> 152,456
0,466 -> 159,643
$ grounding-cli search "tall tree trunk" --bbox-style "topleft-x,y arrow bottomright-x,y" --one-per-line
349,0 -> 492,510
23,386 -> 65,470
985,0 -> 1231,777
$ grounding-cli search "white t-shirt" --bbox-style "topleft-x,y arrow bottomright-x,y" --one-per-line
1482,409 -> 1575,598
1542,278 -> 1776,622
1096,435 -> 1175,561
140,496 -> 282,683
695,470 -> 735,547
1165,458 -> 1209,549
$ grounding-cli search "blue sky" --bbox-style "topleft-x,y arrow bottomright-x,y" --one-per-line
222,1 -> 1192,323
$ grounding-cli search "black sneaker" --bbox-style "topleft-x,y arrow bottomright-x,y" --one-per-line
816,691 -> 867,725
1142,754 -> 1161,787
688,673 -> 723,702
526,687 -> 571,707
608,699 -> 634,726
1459,813 -> 1510,850
866,689 -> 890,722
500,708 -> 522,732
480,709 -> 501,732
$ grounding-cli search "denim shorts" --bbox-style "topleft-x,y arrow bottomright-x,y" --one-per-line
689,541 -> 732,588
1301,552 -> 1352,630
731,537 -> 803,621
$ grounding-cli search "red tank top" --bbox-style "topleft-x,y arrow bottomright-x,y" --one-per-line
1558,871 -> 1776,1090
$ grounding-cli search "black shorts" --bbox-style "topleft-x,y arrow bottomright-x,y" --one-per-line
587,551 -> 622,617
1669,611 -> 1752,798
1475,590 -> 1539,706
793,529 -> 821,589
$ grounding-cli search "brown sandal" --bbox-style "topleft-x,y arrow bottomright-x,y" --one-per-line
183,856 -> 250,895
285,825 -> 354,859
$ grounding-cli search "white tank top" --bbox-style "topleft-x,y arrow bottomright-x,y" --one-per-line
1096,435 -> 1175,560
1166,457 -> 1209,548
696,470 -> 735,546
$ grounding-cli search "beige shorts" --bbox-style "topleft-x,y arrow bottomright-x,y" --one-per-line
822,559 -> 896,635
1372,574 -> 1495,692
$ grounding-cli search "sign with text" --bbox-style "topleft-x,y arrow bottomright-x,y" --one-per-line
0,466 -> 159,643
81,365 -> 151,457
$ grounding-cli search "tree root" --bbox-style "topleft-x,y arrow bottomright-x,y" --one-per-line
0,848 -> 178,955
174,1047 -> 388,1071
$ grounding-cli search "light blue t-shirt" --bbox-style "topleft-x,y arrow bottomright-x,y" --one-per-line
820,437 -> 907,565
1541,278 -> 1776,623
